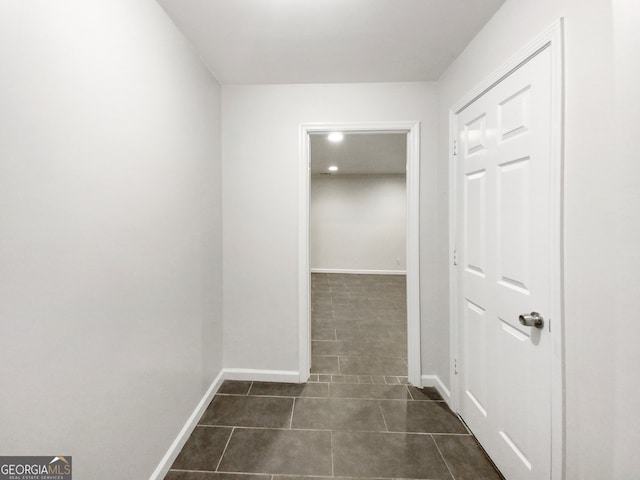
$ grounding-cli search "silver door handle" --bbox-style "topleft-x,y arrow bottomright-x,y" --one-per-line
519,312 -> 544,329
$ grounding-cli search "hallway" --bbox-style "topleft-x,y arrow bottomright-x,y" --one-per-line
165,275 -> 502,480
4,2 -> 638,478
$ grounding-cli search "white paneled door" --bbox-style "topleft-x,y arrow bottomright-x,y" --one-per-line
455,45 -> 556,480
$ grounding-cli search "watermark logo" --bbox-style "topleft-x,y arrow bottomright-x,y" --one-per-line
0,456 -> 72,480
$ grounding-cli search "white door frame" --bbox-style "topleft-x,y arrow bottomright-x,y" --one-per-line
299,121 -> 422,386
449,20 -> 565,479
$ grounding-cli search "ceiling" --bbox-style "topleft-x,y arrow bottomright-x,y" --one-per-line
310,132 -> 406,175
156,0 -> 505,84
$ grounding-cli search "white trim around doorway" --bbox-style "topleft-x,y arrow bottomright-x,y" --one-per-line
299,122 -> 422,386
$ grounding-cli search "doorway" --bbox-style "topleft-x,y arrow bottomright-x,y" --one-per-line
299,122 -> 421,385
309,132 -> 407,380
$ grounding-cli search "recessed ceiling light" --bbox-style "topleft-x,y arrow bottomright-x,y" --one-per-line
328,165 -> 338,172
327,132 -> 344,143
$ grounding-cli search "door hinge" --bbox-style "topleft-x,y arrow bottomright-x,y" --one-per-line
453,248 -> 457,266
453,139 -> 457,156
454,358 -> 458,375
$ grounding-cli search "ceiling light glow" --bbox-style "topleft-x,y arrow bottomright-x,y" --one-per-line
328,165 -> 338,172
327,132 -> 344,142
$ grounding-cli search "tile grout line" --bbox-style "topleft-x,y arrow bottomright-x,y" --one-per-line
376,400 -> 390,432
174,467 -> 422,479
430,433 -> 457,480
171,469 -> 274,477
197,424 -> 472,435
215,426 -> 235,472
221,393 -> 318,399
330,430 -> 335,477
407,384 -> 416,400
289,397 -> 296,429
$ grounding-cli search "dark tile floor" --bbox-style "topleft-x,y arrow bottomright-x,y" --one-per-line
165,274 -> 503,480
310,274 -> 408,382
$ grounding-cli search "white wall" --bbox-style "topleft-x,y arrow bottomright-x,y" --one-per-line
0,1 -> 223,479
310,174 -> 406,272
437,0 -> 640,477
611,1 -> 640,477
222,83 -> 440,373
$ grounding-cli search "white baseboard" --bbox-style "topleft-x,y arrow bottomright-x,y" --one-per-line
421,374 -> 452,406
310,268 -> 406,275
149,368 -> 303,479
223,368 -> 300,383
149,369 -> 225,480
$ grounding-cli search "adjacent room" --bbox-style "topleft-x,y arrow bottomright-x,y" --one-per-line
309,131 -> 409,380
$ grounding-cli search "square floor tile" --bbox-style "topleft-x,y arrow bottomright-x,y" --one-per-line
332,431 -> 451,479
408,385 -> 444,401
337,326 -> 406,343
312,296 -> 332,304
248,381 -> 328,398
312,340 -> 339,356
339,356 -> 407,376
329,383 -> 411,400
218,428 -> 332,476
333,340 -> 406,357
334,327 -> 365,342
291,398 -> 386,431
312,317 -> 339,329
370,375 -> 388,384
379,400 -> 468,434
311,328 -> 336,341
199,395 -> 293,428
218,381 -> 252,395
433,435 -> 504,480
170,426 -> 232,471
311,355 -> 340,374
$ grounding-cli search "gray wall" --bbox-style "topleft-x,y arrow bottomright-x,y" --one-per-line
310,174 -> 406,272
437,0 -> 640,477
221,83 -> 441,373
0,1 -> 223,478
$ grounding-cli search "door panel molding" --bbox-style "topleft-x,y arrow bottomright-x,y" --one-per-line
299,121 -> 421,386
449,20 -> 564,480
